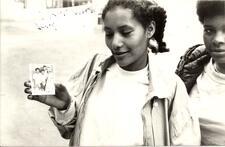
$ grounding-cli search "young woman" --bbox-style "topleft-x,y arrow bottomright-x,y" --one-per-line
24,0 -> 200,146
176,0 -> 225,145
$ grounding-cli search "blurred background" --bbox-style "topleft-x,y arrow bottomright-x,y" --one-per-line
1,0 -> 203,146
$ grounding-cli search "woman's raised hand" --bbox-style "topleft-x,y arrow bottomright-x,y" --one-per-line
24,81 -> 71,110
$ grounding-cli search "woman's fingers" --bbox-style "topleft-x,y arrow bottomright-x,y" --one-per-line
188,45 -> 206,61
27,95 -> 33,100
24,87 -> 32,94
25,82 -> 70,110
24,81 -> 31,88
184,55 -> 208,69
27,95 -> 46,102
24,81 -> 32,95
27,94 -> 68,110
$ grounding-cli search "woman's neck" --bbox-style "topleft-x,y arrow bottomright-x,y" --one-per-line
215,63 -> 225,74
120,53 -> 148,71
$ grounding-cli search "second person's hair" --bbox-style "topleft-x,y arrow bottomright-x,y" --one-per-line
197,0 -> 225,24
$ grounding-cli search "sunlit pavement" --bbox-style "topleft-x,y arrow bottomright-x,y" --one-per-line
1,1 -> 203,146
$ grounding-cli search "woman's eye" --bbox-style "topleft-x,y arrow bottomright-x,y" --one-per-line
121,31 -> 132,36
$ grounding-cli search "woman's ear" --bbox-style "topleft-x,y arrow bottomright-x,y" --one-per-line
146,21 -> 156,38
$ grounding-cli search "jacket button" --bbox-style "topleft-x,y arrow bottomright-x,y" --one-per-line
153,102 -> 158,107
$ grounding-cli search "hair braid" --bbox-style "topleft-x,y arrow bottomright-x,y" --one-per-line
150,6 -> 169,53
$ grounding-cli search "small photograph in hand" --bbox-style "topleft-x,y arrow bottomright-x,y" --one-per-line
29,64 -> 55,95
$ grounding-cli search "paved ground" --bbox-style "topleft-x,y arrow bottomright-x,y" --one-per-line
1,1 -> 203,146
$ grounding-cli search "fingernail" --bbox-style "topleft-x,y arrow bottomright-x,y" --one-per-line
28,95 -> 33,100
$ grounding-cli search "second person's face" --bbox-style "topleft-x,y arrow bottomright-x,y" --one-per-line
203,15 -> 225,64
103,6 -> 149,71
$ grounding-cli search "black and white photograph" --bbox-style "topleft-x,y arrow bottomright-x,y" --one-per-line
1,0 -> 225,146
29,64 -> 55,95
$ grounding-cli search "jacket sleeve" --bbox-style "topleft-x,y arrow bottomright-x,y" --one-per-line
48,101 -> 77,139
175,44 -> 210,93
48,54 -> 100,139
169,75 -> 201,145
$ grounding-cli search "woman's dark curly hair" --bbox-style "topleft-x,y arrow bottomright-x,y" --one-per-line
102,0 -> 169,53
197,0 -> 225,24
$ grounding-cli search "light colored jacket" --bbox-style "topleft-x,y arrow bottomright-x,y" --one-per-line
49,53 -> 200,146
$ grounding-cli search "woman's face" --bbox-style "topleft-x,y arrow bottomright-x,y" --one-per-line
103,7 -> 149,71
203,15 -> 225,64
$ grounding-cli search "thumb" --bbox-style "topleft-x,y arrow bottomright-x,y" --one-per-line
55,84 -> 71,101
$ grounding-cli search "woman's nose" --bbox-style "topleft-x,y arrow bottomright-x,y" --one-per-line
112,33 -> 123,50
213,31 -> 225,47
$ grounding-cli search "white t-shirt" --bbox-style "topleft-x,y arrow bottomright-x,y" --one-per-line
190,60 -> 225,145
79,63 -> 149,146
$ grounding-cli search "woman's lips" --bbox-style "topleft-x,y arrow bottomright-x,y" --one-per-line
113,51 -> 128,57
211,50 -> 225,57
212,48 -> 225,52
